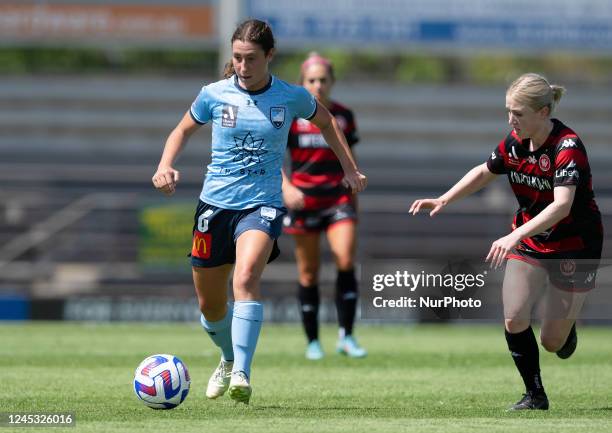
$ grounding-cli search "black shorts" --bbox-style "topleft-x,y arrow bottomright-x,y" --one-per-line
282,202 -> 357,234
190,200 -> 286,268
509,240 -> 603,292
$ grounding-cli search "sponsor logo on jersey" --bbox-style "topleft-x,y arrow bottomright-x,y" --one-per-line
298,133 -> 328,148
527,155 -> 537,165
192,231 -> 212,259
221,104 -> 239,128
231,131 -> 267,166
270,106 -> 286,129
555,160 -> 579,180
560,138 -> 577,149
510,171 -> 552,191
539,154 -> 551,172
508,146 -> 520,166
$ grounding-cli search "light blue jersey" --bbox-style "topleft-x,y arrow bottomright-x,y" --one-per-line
190,75 -> 317,210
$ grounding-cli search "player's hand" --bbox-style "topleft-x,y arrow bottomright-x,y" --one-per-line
409,198 -> 446,217
152,166 -> 180,196
283,183 -> 305,210
342,170 -> 367,193
485,232 -> 521,269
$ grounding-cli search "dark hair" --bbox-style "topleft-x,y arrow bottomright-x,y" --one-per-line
223,19 -> 275,79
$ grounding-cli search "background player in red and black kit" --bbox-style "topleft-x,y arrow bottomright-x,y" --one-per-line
410,73 -> 603,411
282,53 -> 366,360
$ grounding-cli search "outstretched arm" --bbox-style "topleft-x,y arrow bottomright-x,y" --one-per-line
152,111 -> 200,196
410,162 -> 498,216
309,102 -> 367,193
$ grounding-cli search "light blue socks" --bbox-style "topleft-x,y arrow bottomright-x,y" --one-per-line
231,301 -> 264,378
200,303 -> 234,362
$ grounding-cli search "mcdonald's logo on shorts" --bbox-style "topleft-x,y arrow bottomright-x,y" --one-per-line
192,231 -> 212,259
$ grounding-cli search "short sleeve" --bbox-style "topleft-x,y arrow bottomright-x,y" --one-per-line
292,86 -> 317,120
189,86 -> 212,125
343,110 -> 359,147
486,139 -> 507,174
554,138 -> 586,187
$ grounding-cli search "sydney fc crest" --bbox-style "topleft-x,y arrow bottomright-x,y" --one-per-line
270,106 -> 286,129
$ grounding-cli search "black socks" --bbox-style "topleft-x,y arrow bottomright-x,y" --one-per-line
298,269 -> 359,341
298,284 -> 319,342
505,326 -> 546,396
336,269 -> 358,336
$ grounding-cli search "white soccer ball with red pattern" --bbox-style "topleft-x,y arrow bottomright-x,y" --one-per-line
133,354 -> 190,409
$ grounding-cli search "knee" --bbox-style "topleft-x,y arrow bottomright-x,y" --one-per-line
504,318 -> 530,334
540,334 -> 565,352
335,257 -> 354,271
233,267 -> 259,293
332,250 -> 354,271
199,300 -> 226,321
299,265 -> 319,287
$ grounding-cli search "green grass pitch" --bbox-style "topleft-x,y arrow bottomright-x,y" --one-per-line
1,322 -> 611,432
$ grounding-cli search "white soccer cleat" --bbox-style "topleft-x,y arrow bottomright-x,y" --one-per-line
228,371 -> 252,405
206,359 -> 233,399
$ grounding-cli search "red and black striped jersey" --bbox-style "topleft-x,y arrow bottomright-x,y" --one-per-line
486,118 -> 602,254
287,101 -> 359,210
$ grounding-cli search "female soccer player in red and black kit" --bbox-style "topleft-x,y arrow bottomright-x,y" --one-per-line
410,73 -> 603,410
282,53 -> 366,360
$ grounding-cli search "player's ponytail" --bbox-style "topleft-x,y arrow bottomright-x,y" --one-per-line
550,84 -> 565,111
223,19 -> 275,79
223,61 -> 235,79
507,73 -> 566,115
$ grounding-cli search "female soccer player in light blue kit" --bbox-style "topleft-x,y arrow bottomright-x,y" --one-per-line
152,19 -> 367,405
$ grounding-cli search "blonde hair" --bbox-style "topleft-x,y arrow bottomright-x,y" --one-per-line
507,73 -> 565,114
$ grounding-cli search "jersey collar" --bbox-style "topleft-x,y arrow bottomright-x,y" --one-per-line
233,74 -> 273,95
519,118 -> 563,154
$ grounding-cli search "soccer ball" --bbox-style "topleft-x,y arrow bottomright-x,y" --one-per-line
133,354 -> 191,409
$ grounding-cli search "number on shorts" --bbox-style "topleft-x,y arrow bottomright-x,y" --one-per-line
197,214 -> 209,232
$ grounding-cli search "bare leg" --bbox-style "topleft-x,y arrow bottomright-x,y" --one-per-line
502,259 -> 549,407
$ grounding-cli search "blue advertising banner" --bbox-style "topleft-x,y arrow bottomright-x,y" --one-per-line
247,0 -> 612,52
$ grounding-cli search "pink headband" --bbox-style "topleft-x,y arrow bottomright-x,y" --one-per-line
300,55 -> 332,74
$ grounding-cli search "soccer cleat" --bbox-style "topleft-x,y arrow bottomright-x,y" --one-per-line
556,323 -> 577,359
206,359 -> 233,399
507,391 -> 549,411
228,371 -> 252,405
336,335 -> 367,358
305,340 -> 324,360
